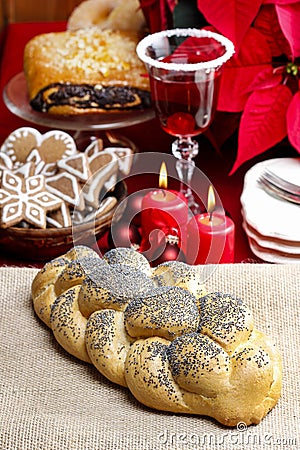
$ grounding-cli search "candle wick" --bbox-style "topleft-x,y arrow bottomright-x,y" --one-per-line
209,211 -> 213,222
162,189 -> 166,198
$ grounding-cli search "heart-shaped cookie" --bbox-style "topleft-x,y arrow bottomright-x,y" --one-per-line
0,152 -> 13,171
0,127 -> 77,165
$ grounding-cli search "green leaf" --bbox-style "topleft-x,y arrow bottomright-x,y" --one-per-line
173,0 -> 208,29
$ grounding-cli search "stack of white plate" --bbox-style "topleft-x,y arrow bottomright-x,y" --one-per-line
241,158 -> 300,263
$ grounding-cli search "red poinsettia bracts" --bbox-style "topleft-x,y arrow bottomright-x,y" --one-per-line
139,0 -> 300,173
197,0 -> 264,53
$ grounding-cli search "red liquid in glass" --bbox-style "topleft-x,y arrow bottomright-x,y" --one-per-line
149,52 -> 222,138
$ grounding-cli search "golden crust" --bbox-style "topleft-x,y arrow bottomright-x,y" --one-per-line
23,28 -> 150,114
31,246 -> 282,427
50,285 -> 91,363
86,309 -> 133,387
67,0 -> 146,33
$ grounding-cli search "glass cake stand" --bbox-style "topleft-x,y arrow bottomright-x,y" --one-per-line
3,72 -> 155,147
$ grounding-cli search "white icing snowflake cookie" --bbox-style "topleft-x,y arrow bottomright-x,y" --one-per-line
0,170 -> 62,228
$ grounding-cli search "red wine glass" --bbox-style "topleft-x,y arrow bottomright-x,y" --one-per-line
137,28 -> 234,213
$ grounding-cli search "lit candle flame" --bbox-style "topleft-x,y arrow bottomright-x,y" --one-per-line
207,185 -> 215,221
159,162 -> 168,189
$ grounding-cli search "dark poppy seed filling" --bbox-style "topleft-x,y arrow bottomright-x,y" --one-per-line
30,83 -> 152,113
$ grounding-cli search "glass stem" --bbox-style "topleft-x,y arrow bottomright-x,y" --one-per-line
176,158 -> 195,200
172,137 -> 199,211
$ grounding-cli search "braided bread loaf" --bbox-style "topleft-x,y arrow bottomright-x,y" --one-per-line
31,246 -> 282,426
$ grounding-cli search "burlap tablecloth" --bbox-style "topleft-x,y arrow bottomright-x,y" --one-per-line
0,264 -> 299,450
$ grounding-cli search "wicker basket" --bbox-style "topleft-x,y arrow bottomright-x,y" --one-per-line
0,181 -> 127,261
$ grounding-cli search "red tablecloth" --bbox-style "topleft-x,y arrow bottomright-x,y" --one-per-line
0,22 -> 296,267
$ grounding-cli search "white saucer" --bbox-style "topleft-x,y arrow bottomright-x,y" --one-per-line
245,231 -> 300,264
241,158 -> 300,242
242,218 -> 300,255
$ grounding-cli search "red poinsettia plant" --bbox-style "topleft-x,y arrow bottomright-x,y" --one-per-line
139,0 -> 300,173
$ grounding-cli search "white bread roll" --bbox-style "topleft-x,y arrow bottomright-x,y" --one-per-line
67,0 -> 146,33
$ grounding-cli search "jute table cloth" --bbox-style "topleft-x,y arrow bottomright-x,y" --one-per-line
0,264 -> 299,450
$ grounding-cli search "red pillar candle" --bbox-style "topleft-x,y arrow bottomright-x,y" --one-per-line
186,185 -> 235,264
186,212 -> 235,264
140,162 -> 188,254
140,189 -> 188,250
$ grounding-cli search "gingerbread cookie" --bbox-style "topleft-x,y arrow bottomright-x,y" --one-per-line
82,152 -> 118,208
83,139 -> 103,159
0,127 -> 77,174
0,126 -> 131,231
0,170 -> 62,228
74,196 -> 118,224
13,161 -> 36,178
46,171 -> 85,211
47,202 -> 73,228
84,139 -> 133,175
25,149 -> 57,176
104,147 -> 133,175
0,152 -> 13,172
57,152 -> 91,183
